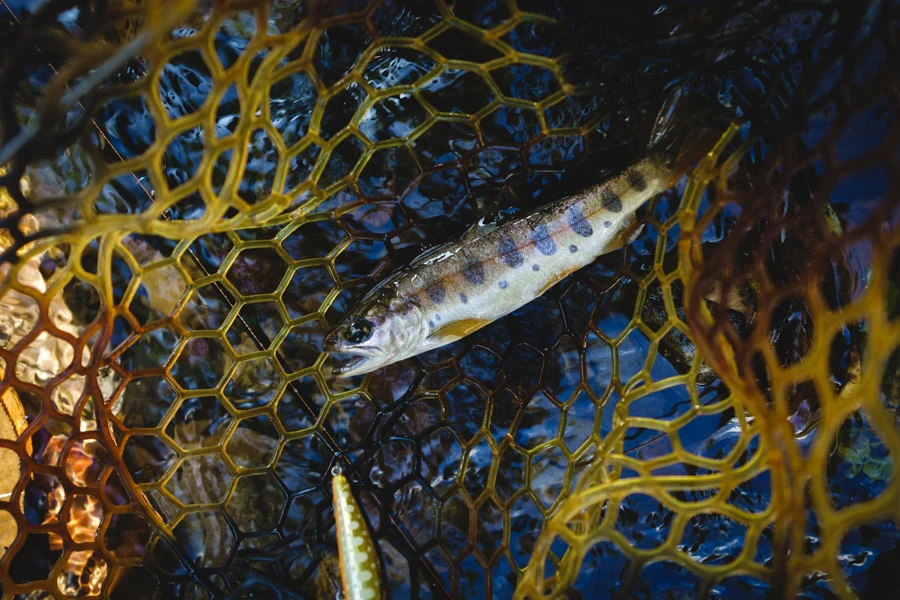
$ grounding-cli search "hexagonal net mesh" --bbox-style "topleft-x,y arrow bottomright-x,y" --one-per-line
0,0 -> 897,598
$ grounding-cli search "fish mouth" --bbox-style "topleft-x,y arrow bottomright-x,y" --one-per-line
324,343 -> 386,378
331,354 -> 371,377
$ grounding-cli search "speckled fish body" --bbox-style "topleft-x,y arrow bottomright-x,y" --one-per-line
413,156 -> 668,328
332,470 -> 381,600
323,88 -> 732,377
324,154 -> 675,377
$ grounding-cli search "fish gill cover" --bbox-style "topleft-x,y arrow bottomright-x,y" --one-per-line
0,0 -> 897,598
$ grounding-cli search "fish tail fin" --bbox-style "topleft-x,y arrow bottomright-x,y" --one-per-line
648,79 -> 738,174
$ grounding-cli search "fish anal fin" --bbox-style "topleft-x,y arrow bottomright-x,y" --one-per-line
427,318 -> 492,344
605,217 -> 645,253
537,268 -> 577,297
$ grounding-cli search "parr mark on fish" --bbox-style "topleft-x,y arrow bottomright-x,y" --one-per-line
531,224 -> 557,255
627,170 -> 648,191
425,281 -> 446,304
567,205 -> 593,237
601,188 -> 623,213
498,236 -> 524,268
462,260 -> 485,285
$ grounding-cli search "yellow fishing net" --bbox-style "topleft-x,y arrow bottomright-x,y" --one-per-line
0,0 -> 896,598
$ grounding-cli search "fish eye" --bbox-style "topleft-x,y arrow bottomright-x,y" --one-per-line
345,318 -> 374,344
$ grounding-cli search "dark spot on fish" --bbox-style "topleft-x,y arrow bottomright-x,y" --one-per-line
603,220 -> 612,228
531,224 -> 556,255
435,314 -> 441,321
425,281 -> 446,304
601,188 -> 622,213
462,260 -> 485,285
567,205 -> 593,237
569,244 -> 578,253
498,280 -> 508,289
498,236 -> 524,268
532,264 -> 540,271
460,293 -> 468,304
627,170 -> 647,191
428,320 -> 435,328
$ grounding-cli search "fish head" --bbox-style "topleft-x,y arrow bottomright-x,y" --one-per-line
323,291 -> 427,377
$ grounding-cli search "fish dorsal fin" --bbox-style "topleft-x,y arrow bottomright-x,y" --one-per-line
427,318 -> 492,344
461,217 -> 499,243
409,242 -> 457,268
411,218 -> 498,268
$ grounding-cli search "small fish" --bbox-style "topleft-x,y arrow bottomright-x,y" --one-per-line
324,89 -> 731,377
331,466 -> 381,600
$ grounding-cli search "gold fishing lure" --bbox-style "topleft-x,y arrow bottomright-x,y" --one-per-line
331,466 -> 381,600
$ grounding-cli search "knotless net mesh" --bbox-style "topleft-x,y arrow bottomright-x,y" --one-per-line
0,0 -> 897,598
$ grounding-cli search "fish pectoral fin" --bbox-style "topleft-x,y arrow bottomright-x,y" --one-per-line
427,318 -> 492,344
536,268 -> 577,297
605,217 -> 645,253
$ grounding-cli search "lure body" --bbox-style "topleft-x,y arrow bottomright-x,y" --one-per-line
332,469 -> 381,600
